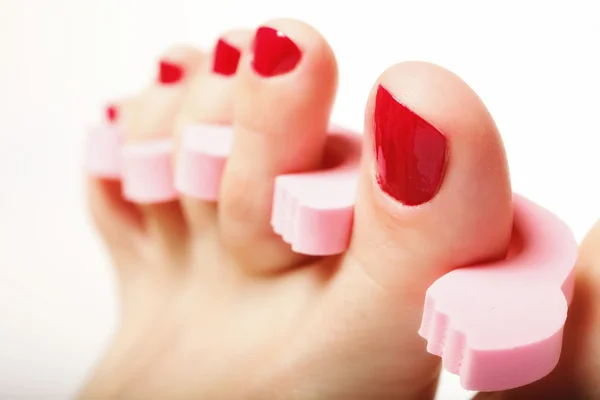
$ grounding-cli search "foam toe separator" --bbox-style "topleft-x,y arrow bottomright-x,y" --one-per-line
121,138 -> 176,203
418,194 -> 577,391
175,124 -> 231,201
85,122 -> 122,178
271,127 -> 361,255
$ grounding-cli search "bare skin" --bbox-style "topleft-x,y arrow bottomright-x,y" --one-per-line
82,18 -> 600,400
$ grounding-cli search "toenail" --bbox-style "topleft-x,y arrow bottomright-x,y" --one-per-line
212,38 -> 242,76
251,26 -> 302,77
105,104 -> 118,123
158,60 -> 185,84
374,85 -> 447,206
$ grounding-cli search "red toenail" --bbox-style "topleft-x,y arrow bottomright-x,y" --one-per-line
374,85 -> 447,206
158,60 -> 185,84
213,38 -> 241,76
106,104 -> 118,122
252,26 -> 302,77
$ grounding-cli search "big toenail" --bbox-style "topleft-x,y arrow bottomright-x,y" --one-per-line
158,60 -> 185,84
105,104 -> 118,123
374,85 -> 447,206
213,38 -> 241,76
251,26 -> 302,77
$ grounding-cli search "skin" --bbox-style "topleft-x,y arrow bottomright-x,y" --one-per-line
82,18 -> 600,400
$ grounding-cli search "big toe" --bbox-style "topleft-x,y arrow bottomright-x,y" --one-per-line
337,62 -> 513,398
351,61 -> 513,292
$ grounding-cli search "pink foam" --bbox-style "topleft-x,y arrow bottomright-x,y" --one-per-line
121,138 -> 177,203
175,124 -> 231,200
271,128 -> 362,255
84,122 -> 122,178
418,194 -> 577,391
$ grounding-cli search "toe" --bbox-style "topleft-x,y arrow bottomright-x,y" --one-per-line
87,100 -> 144,252
121,46 -> 205,245
351,61 -> 513,291
219,19 -> 338,273
126,46 -> 204,143
327,62 -> 513,398
174,30 -> 251,233
176,30 -> 250,127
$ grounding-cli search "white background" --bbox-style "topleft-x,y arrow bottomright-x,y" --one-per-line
1,1 -> 599,399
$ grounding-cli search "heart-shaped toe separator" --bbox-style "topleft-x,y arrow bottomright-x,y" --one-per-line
419,194 -> 578,392
176,124 -> 362,256
121,138 -> 176,203
85,122 -> 123,178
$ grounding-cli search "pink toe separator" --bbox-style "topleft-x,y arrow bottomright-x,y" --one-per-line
271,126 -> 361,255
175,124 -> 231,200
176,124 -> 362,256
85,122 -> 123,178
418,194 -> 577,391
121,138 -> 177,203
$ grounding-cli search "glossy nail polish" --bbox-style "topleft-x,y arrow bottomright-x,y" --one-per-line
106,105 -> 117,123
374,85 -> 447,206
158,60 -> 184,84
213,39 -> 241,76
252,26 -> 302,77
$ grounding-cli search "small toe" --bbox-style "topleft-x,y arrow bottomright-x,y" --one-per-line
120,46 -> 205,245
174,30 -> 252,233
87,100 -> 144,251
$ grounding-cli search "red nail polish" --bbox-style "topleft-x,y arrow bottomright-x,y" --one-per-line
213,38 -> 241,76
252,26 -> 302,77
374,85 -> 447,206
106,104 -> 118,123
158,60 -> 184,84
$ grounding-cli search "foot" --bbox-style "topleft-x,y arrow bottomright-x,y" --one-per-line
82,19 -> 598,399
